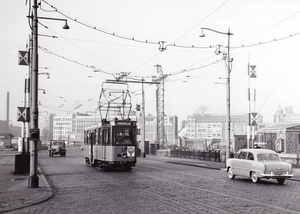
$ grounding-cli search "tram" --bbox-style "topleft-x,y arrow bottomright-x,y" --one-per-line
84,118 -> 137,170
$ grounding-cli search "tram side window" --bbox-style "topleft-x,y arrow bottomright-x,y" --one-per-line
95,129 -> 98,145
103,129 -> 109,145
84,131 -> 89,145
90,133 -> 95,145
97,128 -> 102,145
88,133 -> 92,145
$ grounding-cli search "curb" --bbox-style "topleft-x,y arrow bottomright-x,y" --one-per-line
0,167 -> 53,213
166,160 -> 300,182
166,161 -> 223,170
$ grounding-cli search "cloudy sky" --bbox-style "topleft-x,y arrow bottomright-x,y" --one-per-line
1,0 -> 300,126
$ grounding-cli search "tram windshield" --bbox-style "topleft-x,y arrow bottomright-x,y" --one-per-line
115,127 -> 135,144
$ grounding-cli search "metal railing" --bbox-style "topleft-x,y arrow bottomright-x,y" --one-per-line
170,149 -> 221,162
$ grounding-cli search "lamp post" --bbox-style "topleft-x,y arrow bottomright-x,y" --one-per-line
28,0 -> 69,188
200,27 -> 233,161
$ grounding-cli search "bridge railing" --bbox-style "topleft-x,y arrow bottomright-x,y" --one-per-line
170,149 -> 221,162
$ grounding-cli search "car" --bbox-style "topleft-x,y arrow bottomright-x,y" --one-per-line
226,149 -> 293,184
48,140 -> 66,157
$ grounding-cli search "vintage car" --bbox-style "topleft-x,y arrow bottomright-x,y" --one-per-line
48,140 -> 66,157
226,149 -> 293,184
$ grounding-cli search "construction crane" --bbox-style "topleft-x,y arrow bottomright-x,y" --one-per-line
105,66 -> 168,153
153,65 -> 168,149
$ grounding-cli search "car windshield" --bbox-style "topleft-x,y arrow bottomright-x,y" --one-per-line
52,142 -> 64,146
257,153 -> 280,162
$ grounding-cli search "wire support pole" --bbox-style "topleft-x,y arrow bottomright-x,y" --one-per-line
29,0 -> 39,188
201,27 -> 233,161
226,28 -> 232,161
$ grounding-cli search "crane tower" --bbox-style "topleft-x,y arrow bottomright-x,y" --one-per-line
154,65 -> 167,149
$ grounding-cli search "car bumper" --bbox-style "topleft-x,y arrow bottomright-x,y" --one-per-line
260,172 -> 294,178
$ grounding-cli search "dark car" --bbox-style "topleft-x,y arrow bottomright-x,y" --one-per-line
48,140 -> 66,157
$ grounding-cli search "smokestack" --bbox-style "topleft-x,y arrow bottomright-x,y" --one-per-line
7,92 -> 9,132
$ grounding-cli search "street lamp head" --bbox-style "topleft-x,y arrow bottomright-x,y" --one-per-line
38,89 -> 46,94
63,21 -> 70,30
214,45 -> 221,55
199,29 -> 205,37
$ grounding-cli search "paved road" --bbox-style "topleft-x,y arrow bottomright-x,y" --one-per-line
5,147 -> 300,214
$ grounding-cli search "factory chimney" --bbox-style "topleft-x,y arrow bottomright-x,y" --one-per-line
6,92 -> 9,132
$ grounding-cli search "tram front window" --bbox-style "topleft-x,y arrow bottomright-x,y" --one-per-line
115,128 -> 134,144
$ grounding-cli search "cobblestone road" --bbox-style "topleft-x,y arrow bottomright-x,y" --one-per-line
6,158 -> 300,214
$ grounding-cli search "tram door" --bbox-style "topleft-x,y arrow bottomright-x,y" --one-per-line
102,128 -> 109,160
90,132 -> 95,163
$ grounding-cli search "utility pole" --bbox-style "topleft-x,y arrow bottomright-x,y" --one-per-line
21,80 -> 27,153
29,0 -> 40,188
141,79 -> 145,156
226,28 -> 232,160
200,27 -> 233,160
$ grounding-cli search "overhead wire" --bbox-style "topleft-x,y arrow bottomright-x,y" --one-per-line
39,46 -> 113,75
167,58 -> 224,77
39,0 -> 300,82
39,0 -> 300,53
231,32 -> 300,49
233,10 -> 300,48
170,0 -> 230,44
41,0 -> 158,45
38,23 -> 123,72
39,1 -> 300,112
40,0 -> 217,51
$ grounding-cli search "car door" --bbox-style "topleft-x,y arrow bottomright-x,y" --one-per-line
233,151 -> 247,176
241,152 -> 254,177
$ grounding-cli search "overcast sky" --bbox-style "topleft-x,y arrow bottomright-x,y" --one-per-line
1,0 -> 300,126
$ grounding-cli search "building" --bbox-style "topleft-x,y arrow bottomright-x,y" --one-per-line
0,133 -> 14,149
184,113 -> 263,151
49,110 -> 178,149
273,106 -> 300,123
70,113 -> 101,144
53,115 -> 72,141
52,111 -> 137,144
0,120 -> 21,137
257,123 -> 300,155
137,115 -> 178,148
39,112 -> 50,144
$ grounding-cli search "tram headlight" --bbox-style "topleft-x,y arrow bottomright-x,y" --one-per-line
121,152 -> 127,158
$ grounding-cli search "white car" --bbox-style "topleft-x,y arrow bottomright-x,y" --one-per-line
226,149 -> 293,184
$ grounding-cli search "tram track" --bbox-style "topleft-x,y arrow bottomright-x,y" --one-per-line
136,164 -> 300,213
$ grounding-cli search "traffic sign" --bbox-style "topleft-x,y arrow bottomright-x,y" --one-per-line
18,51 -> 29,66
249,65 -> 257,78
17,107 -> 29,122
250,113 -> 258,126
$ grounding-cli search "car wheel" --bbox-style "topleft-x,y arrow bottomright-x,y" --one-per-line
277,178 -> 285,184
251,171 -> 260,183
228,167 -> 235,179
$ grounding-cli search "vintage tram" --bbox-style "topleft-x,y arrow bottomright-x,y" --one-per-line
84,118 -> 137,170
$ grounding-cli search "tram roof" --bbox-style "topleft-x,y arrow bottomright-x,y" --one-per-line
84,119 -> 136,131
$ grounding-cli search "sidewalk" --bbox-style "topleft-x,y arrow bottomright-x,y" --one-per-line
0,152 -> 53,213
1,152 -> 300,213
